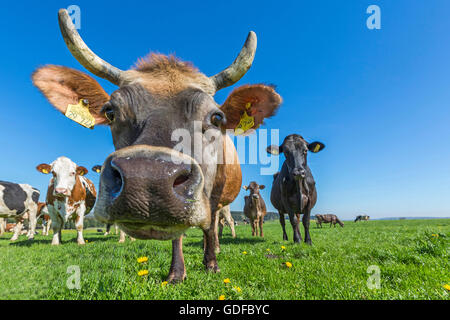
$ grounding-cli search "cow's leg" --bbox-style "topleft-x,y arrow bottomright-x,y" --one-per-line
10,221 -> 23,241
51,216 -> 62,245
218,218 -> 224,238
104,223 -> 111,236
119,230 -> 126,243
167,236 -> 186,283
27,205 -> 38,240
226,215 -> 236,238
45,219 -> 52,236
302,209 -> 312,245
259,217 -> 264,237
279,212 -> 288,241
75,212 -> 85,245
203,228 -> 220,273
0,218 -> 4,235
115,224 -> 119,235
250,219 -> 256,236
288,212 -> 302,243
213,209 -> 221,254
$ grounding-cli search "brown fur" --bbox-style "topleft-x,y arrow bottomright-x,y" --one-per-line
32,65 -> 110,125
5,223 -> 16,232
214,136 -> 242,208
123,54 -> 215,97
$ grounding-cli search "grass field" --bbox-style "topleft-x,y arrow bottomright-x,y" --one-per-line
0,219 -> 449,300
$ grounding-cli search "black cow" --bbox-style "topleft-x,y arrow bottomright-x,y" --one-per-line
0,181 -> 40,241
267,134 -> 325,244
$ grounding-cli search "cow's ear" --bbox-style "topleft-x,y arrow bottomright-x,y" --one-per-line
243,185 -> 248,190
308,142 -> 325,153
259,185 -> 265,190
36,164 -> 51,174
76,166 -> 88,176
221,84 -> 282,134
92,165 -> 102,173
267,144 -> 282,155
32,65 -> 110,126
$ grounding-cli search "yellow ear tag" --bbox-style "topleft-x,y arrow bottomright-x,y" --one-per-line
95,169 -> 101,173
42,169 -> 49,174
234,103 -> 254,135
313,144 -> 321,153
65,99 -> 95,129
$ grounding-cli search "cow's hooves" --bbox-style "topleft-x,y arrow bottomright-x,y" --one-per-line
166,273 -> 186,284
206,264 -> 220,273
118,240 -> 125,243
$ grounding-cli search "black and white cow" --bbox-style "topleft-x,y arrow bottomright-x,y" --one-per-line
0,181 -> 40,241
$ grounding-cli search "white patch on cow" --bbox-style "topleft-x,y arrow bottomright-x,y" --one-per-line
50,157 -> 78,196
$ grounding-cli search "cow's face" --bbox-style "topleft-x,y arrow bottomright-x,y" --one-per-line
33,63 -> 281,241
267,134 -> 325,180
36,157 -> 88,198
243,182 -> 265,204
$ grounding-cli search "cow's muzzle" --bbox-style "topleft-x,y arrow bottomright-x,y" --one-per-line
94,145 -> 209,239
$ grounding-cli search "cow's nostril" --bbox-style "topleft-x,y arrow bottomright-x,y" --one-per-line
173,172 -> 190,187
109,163 -> 124,199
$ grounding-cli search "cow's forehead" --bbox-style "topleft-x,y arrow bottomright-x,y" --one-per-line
283,135 -> 307,148
51,157 -> 76,173
120,54 -> 216,97
249,181 -> 259,189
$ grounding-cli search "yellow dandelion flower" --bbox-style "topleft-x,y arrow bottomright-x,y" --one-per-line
161,281 -> 168,287
233,286 -> 242,293
223,278 -> 231,284
285,262 -> 293,268
443,284 -> 450,291
281,245 -> 286,250
138,270 -> 149,276
85,240 -> 88,243
137,256 -> 148,263
266,248 -> 271,252
219,295 -> 226,300
242,251 -> 247,255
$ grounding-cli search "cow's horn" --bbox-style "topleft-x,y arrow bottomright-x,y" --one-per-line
58,9 -> 123,85
210,31 -> 257,92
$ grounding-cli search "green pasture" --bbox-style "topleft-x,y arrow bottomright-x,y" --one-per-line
0,219 -> 448,300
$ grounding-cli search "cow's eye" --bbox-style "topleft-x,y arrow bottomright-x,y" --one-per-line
104,107 -> 115,122
211,112 -> 225,127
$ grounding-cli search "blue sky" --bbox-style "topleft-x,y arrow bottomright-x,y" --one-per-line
0,1 -> 449,219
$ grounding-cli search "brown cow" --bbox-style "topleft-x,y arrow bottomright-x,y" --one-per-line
315,214 -> 344,228
32,9 -> 282,282
243,182 -> 267,237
